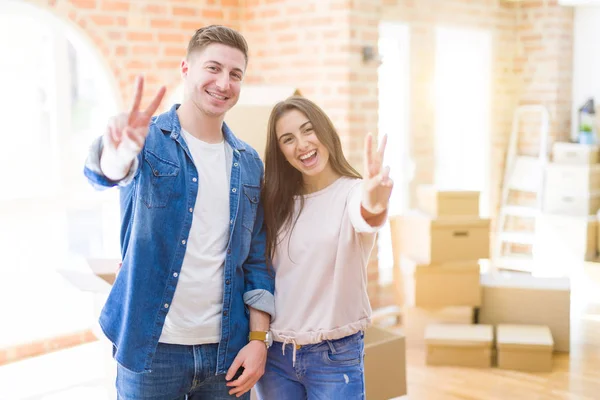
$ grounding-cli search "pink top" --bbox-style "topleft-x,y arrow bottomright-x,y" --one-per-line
270,177 -> 382,346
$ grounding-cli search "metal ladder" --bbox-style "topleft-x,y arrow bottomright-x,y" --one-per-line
493,105 -> 550,272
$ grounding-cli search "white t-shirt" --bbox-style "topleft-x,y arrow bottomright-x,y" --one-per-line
158,129 -> 232,345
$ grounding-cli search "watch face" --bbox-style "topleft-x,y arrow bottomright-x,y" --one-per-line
265,331 -> 273,347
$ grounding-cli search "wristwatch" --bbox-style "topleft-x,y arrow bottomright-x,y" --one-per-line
249,331 -> 273,349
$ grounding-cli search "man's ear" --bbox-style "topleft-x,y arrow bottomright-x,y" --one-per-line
180,58 -> 189,78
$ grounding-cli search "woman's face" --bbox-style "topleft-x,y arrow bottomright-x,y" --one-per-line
275,109 -> 330,178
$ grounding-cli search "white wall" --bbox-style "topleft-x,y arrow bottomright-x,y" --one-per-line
572,6 -> 600,140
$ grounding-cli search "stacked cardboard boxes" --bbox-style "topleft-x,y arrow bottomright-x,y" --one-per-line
536,142 -> 600,270
423,322 -> 555,372
390,185 -> 489,347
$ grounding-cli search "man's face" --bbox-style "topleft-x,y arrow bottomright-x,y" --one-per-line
181,43 -> 246,117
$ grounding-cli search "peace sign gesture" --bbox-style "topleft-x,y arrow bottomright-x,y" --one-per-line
105,75 -> 166,156
361,133 -> 393,216
101,76 -> 166,180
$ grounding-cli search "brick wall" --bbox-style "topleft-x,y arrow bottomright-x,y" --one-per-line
515,0 -> 574,150
28,0 -> 239,110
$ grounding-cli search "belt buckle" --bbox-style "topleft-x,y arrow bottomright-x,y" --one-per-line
295,344 -> 302,350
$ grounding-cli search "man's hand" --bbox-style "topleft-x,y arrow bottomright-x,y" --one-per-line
225,341 -> 267,397
100,75 -> 166,181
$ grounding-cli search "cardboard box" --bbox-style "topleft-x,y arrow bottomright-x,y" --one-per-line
543,188 -> 600,216
496,324 -> 554,372
403,306 -> 474,347
545,163 -> 600,193
478,272 -> 570,352
364,326 -> 407,400
425,324 -> 493,368
416,185 -> 480,217
392,211 -> 490,264
535,214 -> 597,263
401,257 -> 481,308
224,85 -> 302,160
552,142 -> 600,165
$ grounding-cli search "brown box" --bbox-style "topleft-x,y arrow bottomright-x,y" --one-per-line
535,214 -> 598,262
543,189 -> 600,216
496,324 -> 554,372
425,324 -> 493,368
417,185 -> 480,217
224,85 -> 302,159
392,211 -> 490,264
401,257 -> 481,308
478,272 -> 570,352
403,306 -> 474,347
552,142 -> 600,165
364,326 -> 407,400
545,163 -> 600,193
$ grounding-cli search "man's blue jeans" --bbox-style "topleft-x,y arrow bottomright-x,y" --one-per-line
116,342 -> 250,400
255,332 -> 365,400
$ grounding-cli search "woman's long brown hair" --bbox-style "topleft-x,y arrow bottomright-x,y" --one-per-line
263,96 -> 361,262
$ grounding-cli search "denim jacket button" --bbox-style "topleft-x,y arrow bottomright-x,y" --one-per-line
164,303 -> 169,309
227,249 -> 231,254
223,311 -> 228,316
225,279 -> 230,285
232,188 -> 237,193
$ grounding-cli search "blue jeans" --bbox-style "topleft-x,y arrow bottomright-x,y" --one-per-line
116,342 -> 250,400
255,332 -> 365,400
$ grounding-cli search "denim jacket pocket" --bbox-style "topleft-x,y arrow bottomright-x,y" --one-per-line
241,184 -> 260,232
140,150 -> 180,208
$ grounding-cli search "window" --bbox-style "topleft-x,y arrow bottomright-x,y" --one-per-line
377,22 -> 411,284
434,27 -> 492,217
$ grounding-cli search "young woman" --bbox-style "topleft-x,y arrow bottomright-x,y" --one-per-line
255,96 -> 393,399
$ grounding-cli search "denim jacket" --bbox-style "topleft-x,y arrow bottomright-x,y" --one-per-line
83,104 -> 275,374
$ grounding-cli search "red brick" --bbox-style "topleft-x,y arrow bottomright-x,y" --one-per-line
90,14 -> 114,26
202,9 -> 224,19
173,7 -> 198,17
133,45 -> 159,55
151,19 -> 177,29
69,0 -> 96,9
126,32 -> 154,41
165,47 -> 186,57
158,33 -> 188,43
181,20 -> 203,31
100,0 -> 129,12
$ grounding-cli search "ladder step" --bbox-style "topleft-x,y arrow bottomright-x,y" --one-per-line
501,205 -> 539,218
499,231 -> 536,245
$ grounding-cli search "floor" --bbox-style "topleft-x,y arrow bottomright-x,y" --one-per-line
2,264 -> 600,400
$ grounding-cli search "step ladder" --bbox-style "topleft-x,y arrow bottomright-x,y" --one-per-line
493,105 -> 550,272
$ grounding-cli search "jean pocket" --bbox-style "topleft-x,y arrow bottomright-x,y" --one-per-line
322,339 -> 362,366
241,184 -> 260,232
140,150 -> 180,208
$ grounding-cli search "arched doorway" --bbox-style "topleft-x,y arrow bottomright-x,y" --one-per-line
0,1 -> 120,351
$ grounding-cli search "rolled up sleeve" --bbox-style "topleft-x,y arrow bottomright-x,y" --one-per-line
83,136 -> 140,190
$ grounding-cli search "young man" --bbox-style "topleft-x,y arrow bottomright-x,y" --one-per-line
84,25 -> 274,399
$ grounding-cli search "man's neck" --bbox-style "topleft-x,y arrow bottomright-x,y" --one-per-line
177,101 -> 224,143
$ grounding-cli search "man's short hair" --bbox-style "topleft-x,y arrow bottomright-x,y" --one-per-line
187,25 -> 248,65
